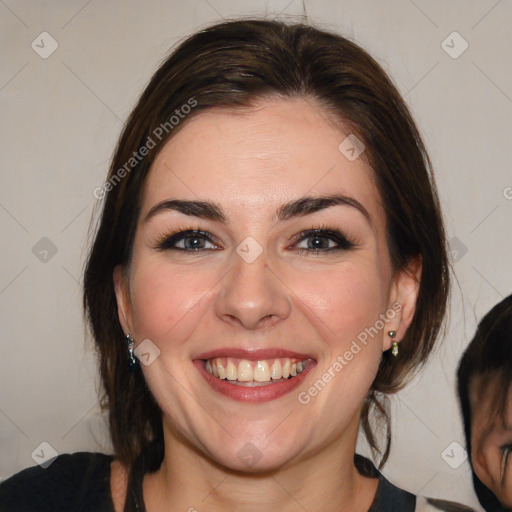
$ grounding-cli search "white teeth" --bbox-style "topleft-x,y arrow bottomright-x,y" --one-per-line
226,360 -> 237,381
216,360 -> 226,379
205,357 -> 312,383
253,361 -> 270,382
238,360 -> 253,382
270,359 -> 283,380
282,360 -> 290,379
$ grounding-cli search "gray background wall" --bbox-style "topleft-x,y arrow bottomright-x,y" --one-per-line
1,1 -> 511,509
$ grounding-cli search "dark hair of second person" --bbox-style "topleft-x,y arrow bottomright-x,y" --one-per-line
457,294 -> 512,511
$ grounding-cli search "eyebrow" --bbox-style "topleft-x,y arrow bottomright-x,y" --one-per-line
143,194 -> 371,225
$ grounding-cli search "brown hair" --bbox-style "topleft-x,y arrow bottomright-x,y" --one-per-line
83,18 -> 450,475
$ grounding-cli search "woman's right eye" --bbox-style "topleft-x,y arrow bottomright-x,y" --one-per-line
156,230 -> 218,251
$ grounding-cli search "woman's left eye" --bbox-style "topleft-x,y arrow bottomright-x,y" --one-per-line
292,229 -> 355,254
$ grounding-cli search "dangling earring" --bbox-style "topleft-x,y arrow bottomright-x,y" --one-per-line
388,331 -> 399,357
125,333 -> 137,369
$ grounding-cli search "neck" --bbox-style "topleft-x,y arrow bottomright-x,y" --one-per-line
143,414 -> 378,512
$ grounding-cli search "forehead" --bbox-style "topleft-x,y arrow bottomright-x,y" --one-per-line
470,374 -> 512,431
142,97 -> 382,222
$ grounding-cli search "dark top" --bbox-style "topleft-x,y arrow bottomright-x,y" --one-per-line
0,452 -> 475,512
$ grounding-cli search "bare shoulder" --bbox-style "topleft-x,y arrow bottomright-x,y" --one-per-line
110,459 -> 129,512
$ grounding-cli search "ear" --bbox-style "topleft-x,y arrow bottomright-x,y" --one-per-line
471,440 -> 494,491
469,388 -> 496,492
113,264 -> 133,335
383,255 -> 422,351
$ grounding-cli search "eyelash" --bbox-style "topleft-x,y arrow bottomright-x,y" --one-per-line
500,444 -> 511,485
153,224 -> 356,255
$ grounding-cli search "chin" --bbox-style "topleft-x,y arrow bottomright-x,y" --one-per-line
204,434 -> 305,474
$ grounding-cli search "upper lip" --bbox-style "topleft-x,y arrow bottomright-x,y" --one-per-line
194,348 -> 316,361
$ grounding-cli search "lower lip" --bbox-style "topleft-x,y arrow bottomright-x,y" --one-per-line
193,360 -> 316,403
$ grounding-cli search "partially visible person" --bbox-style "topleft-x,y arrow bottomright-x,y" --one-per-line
458,294 -> 512,512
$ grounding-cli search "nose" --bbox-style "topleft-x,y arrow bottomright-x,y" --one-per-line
215,249 -> 292,330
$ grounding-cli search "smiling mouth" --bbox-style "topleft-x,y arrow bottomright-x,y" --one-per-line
203,357 -> 315,387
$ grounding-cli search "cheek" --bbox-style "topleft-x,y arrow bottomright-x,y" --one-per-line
290,261 -> 389,339
129,258 -> 217,343
286,261 -> 389,401
288,264 -> 388,415
498,479 -> 512,508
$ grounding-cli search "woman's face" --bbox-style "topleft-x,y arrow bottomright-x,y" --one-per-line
114,97 -> 419,472
471,376 -> 512,507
